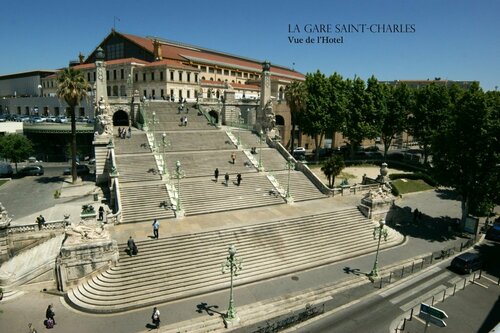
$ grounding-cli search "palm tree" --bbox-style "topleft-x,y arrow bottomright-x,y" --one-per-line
321,155 -> 345,188
57,67 -> 90,184
284,81 -> 307,152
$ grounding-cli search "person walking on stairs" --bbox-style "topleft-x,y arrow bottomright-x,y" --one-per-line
153,219 -> 159,239
236,173 -> 242,186
231,152 -> 236,164
127,236 -> 138,256
224,172 -> 229,186
214,168 -> 219,182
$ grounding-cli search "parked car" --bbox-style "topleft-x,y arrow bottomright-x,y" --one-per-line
450,252 -> 482,274
46,116 -> 57,123
56,116 -> 68,123
63,164 -> 90,176
18,165 -> 44,176
485,224 -> 500,242
0,163 -> 13,177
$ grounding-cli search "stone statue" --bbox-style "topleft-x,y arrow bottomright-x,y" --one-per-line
0,202 -> 11,225
65,220 -> 109,244
95,96 -> 113,137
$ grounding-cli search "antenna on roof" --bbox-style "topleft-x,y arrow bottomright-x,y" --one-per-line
113,16 -> 121,30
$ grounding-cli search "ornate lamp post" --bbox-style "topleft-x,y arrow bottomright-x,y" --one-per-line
285,156 -> 295,200
237,112 -> 242,146
369,219 -> 388,277
174,160 -> 185,212
161,132 -> 170,176
151,111 -> 157,150
221,244 -> 243,323
258,129 -> 264,171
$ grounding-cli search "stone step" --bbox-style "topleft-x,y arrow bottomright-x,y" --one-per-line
66,209 -> 404,312
273,171 -> 327,202
152,131 -> 234,152
119,183 -> 175,223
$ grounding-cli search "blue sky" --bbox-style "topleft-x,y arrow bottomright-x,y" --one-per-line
1,0 -> 498,90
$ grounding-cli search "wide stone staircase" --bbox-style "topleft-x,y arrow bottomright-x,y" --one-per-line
113,101 -> 327,223
66,207 -> 404,313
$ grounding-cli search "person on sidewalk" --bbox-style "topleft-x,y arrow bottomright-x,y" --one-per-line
151,306 -> 161,329
236,173 -> 242,186
231,152 -> 236,165
153,219 -> 159,239
224,172 -> 229,186
36,215 -> 45,230
98,206 -> 104,221
127,126 -> 132,138
214,168 -> 219,182
45,304 -> 56,326
127,236 -> 138,256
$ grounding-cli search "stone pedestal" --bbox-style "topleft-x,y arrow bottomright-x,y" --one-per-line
358,189 -> 395,220
56,221 -> 118,291
0,203 -> 12,262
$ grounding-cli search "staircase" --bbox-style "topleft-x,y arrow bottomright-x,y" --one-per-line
66,207 -> 404,313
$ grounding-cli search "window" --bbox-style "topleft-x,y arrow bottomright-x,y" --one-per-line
224,69 -> 229,76
200,66 -> 207,72
107,86 -> 111,96
151,72 -> 155,81
121,69 -> 124,79
160,71 -> 164,81
187,72 -> 191,82
216,69 -> 222,74
208,67 -> 214,73
160,89 -> 164,97
106,71 -> 110,80
106,43 -> 124,60
93,72 -> 96,81
201,76 -> 206,81
187,90 -> 190,98
152,89 -> 155,97
113,86 -> 118,96
195,74 -> 198,82
135,73 -> 138,82
54,107 -> 59,116
170,71 -> 174,81
113,70 -> 117,80
143,73 -> 146,81
178,90 -> 183,99
120,85 -> 126,96
170,89 -> 174,98
87,72 -> 91,81
143,90 -> 147,97
243,73 -> 248,78
79,107 -> 85,117
178,71 -> 183,81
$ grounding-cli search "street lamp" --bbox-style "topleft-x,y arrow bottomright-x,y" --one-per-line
161,132 -> 170,175
221,244 -> 243,323
285,156 -> 295,200
258,129 -> 264,171
237,112 -> 242,146
150,111 -> 158,150
369,219 -> 388,278
174,160 -> 185,212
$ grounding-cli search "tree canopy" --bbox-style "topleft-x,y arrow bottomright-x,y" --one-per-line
0,134 -> 34,171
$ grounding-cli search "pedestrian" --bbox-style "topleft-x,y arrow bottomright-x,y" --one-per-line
413,208 -> 419,222
214,168 -> 219,182
151,307 -> 161,329
153,219 -> 159,239
236,173 -> 242,186
180,116 -> 184,126
231,152 -> 236,164
98,206 -> 104,221
122,128 -> 126,139
45,304 -> 55,327
117,127 -> 122,138
127,126 -> 132,138
183,116 -> 188,127
127,236 -> 138,256
224,172 -> 229,186
36,215 -> 45,230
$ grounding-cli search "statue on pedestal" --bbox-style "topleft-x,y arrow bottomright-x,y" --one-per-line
0,202 -> 11,226
95,96 -> 113,137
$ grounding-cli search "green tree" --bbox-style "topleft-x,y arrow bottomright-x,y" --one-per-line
284,80 -> 307,152
325,73 -> 348,152
0,134 -> 34,172
301,71 -> 331,161
432,83 -> 500,221
321,155 -> 345,188
409,83 -> 451,164
343,76 -> 378,157
380,83 -> 413,158
57,67 -> 90,183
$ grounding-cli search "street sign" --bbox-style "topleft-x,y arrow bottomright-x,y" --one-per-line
419,311 -> 447,328
420,303 -> 448,319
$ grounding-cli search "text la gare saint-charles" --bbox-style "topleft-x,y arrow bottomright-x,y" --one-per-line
289,23 -> 416,34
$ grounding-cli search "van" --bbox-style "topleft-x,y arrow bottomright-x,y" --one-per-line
450,252 -> 482,274
0,163 -> 13,177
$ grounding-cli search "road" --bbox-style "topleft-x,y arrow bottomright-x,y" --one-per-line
294,242 -> 500,333
0,163 -> 93,221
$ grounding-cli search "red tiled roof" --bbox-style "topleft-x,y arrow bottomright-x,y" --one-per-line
144,59 -> 199,70
118,32 -> 304,81
230,82 -> 260,91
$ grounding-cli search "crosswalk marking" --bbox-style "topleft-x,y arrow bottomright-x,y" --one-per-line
380,266 -> 441,298
400,285 -> 447,312
390,271 -> 451,305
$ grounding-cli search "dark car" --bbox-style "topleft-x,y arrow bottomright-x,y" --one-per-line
18,165 -> 44,176
450,252 -> 482,274
485,224 -> 500,242
63,164 -> 90,176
